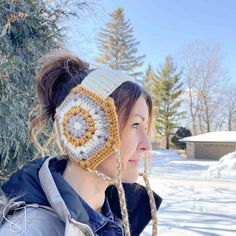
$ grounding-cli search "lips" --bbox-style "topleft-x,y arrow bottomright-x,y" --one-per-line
128,158 -> 141,166
129,159 -> 140,162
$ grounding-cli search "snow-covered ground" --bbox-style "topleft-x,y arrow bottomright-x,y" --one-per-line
141,150 -> 236,236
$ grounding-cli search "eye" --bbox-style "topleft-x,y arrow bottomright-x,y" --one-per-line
132,123 -> 140,129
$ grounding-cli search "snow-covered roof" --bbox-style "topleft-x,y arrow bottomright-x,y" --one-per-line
179,131 -> 236,143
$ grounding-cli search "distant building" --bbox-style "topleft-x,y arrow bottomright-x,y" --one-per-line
179,131 -> 236,160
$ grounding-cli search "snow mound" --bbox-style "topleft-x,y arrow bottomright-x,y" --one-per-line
206,151 -> 236,178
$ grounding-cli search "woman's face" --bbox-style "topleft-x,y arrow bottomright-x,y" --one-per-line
97,96 -> 151,183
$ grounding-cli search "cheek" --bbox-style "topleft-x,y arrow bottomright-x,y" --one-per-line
120,132 -> 138,162
96,154 -> 117,178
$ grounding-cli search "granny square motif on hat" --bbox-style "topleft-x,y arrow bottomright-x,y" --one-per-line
55,86 -> 120,170
55,68 -> 133,170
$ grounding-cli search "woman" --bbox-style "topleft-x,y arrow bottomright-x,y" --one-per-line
0,51 -> 162,236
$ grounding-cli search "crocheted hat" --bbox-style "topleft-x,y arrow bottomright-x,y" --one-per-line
55,68 -> 133,170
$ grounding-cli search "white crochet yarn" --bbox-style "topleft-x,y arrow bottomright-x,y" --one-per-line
81,68 -> 133,99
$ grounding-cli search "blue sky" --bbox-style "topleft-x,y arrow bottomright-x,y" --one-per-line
67,0 -> 236,84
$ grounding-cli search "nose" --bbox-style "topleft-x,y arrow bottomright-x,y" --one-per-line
138,130 -> 151,152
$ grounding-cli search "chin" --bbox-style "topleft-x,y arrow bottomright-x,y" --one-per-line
121,172 -> 139,183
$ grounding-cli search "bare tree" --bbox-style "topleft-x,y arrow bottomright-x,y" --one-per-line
221,87 -> 236,131
180,42 -> 228,134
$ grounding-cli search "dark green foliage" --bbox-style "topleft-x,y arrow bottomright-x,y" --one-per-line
142,64 -> 156,96
152,56 -> 184,149
142,64 -> 161,131
96,8 -> 145,77
171,127 -> 192,149
0,0 -> 91,181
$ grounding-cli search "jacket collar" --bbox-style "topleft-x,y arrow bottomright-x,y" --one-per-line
39,156 -> 88,223
39,156 -> 115,233
106,183 -> 162,235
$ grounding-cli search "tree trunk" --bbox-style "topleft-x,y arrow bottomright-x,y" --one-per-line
166,134 -> 169,150
228,110 -> 232,131
189,87 -> 197,135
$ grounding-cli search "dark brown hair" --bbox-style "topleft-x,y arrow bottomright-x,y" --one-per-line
29,50 -> 153,154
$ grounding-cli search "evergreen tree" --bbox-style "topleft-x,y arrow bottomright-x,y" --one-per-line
0,0 -> 91,181
96,8 -> 145,77
171,127 -> 192,149
142,64 -> 156,95
153,56 -> 183,149
142,64 -> 161,134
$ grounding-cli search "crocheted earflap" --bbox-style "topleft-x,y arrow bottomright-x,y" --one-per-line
55,85 -> 120,170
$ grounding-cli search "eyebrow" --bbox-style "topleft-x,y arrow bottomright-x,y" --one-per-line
134,114 -> 146,121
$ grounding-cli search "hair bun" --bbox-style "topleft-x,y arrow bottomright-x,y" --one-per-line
36,50 -> 89,119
